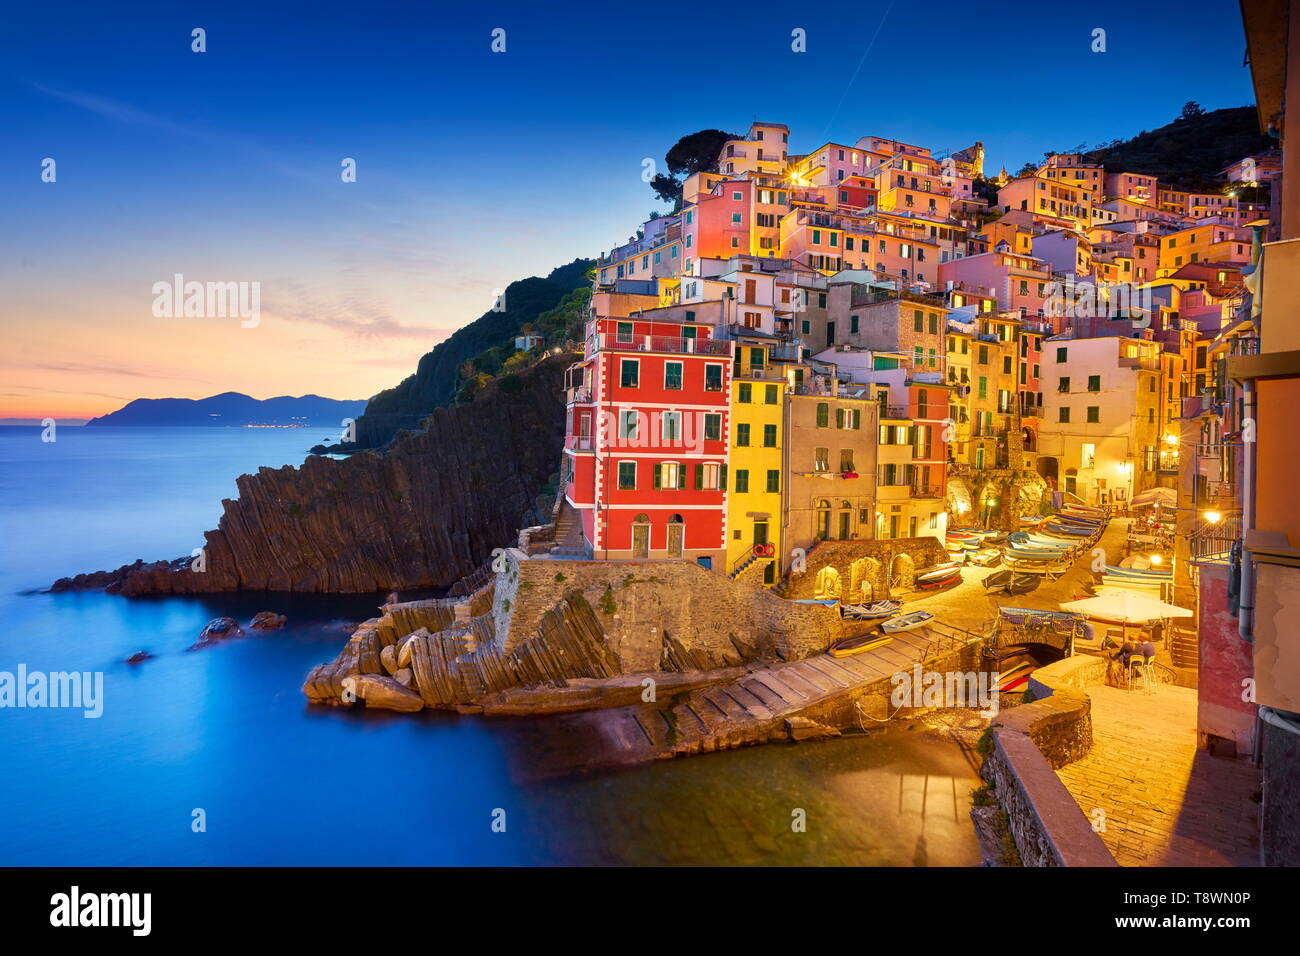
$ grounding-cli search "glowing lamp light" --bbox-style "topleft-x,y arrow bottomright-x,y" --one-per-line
1204,510 -> 1223,525
1150,554 -> 1164,566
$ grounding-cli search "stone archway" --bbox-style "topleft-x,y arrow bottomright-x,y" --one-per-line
889,552 -> 916,592
848,556 -> 883,603
814,565 -> 842,600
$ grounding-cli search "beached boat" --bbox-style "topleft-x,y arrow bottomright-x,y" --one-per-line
881,611 -> 934,633
917,566 -> 961,589
830,633 -> 894,658
998,606 -> 1083,625
983,569 -> 1041,595
998,662 -> 1036,692
967,547 -> 1002,567
840,600 -> 903,620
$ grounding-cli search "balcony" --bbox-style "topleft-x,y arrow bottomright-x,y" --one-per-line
566,385 -> 592,405
569,435 -> 594,452
1117,351 -> 1160,370
590,333 -> 732,357
910,483 -> 945,499
879,404 -> 910,420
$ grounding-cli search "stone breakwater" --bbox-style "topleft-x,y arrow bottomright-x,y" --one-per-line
302,548 -> 857,715
51,355 -> 574,596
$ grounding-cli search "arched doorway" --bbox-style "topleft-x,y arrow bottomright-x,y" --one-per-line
1064,467 -> 1078,497
1036,456 -> 1059,488
667,514 -> 684,558
1021,427 -> 1036,452
814,565 -> 841,600
632,513 -> 650,558
849,556 -> 882,603
889,552 -> 915,591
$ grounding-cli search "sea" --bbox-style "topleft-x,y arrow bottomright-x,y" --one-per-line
0,425 -> 981,865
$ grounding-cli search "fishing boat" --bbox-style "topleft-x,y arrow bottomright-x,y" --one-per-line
840,600 -> 902,620
967,547 -> 1002,567
1105,564 -> 1172,579
998,662 -> 1036,692
830,633 -> 894,658
881,611 -> 934,633
920,564 -> 961,587
792,598 -> 839,606
982,569 -> 1041,595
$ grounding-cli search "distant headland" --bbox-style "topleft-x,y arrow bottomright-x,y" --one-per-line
86,392 -> 368,428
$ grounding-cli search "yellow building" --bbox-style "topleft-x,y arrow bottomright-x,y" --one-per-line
726,336 -> 786,585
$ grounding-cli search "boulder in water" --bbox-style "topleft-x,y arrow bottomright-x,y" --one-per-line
249,611 -> 287,631
191,617 -> 244,648
124,650 -> 155,665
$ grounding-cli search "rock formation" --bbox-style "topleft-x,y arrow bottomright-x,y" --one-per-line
52,354 -> 573,597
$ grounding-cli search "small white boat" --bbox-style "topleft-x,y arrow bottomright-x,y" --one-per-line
881,611 -> 934,633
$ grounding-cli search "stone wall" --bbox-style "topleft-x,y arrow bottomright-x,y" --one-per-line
981,654 -> 1116,866
782,537 -> 949,602
495,552 -> 846,671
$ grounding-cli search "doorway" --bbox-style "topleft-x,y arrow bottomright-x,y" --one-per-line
667,515 -> 684,557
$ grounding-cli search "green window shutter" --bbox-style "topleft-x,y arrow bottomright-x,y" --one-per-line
677,466 -> 687,490
694,464 -> 703,490
653,464 -> 662,489
720,464 -> 727,490
836,407 -> 845,428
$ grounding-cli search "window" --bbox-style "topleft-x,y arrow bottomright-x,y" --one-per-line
839,449 -> 855,472
664,361 -> 683,390
662,411 -> 682,442
1059,407 -> 1071,423
814,447 -> 829,471
1002,356 -> 1012,374
816,403 -> 829,427
698,462 -> 720,490
763,424 -> 777,447
978,345 -> 988,364
620,359 -> 639,388
617,461 -> 636,489
618,409 -> 639,440
1056,347 -> 1068,362
764,384 -> 778,404
736,423 -> 750,446
704,413 -> 721,442
738,382 -> 752,403
1058,376 -> 1070,393
654,462 -> 685,490
1086,406 -> 1100,423
734,469 -> 750,493
914,310 -> 924,332
850,314 -> 859,333
704,364 -> 723,392
766,470 -> 780,493
616,321 -> 634,344
1087,374 -> 1101,391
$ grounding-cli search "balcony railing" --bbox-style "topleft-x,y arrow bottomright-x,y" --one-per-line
590,333 -> 732,356
566,386 -> 592,404
910,484 -> 944,499
1118,352 -> 1160,370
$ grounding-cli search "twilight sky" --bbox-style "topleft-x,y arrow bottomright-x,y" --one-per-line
1,0 -> 1256,419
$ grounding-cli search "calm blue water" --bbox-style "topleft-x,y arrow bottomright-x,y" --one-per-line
0,426 -> 981,865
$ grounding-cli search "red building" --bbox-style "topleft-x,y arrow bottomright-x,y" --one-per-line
564,311 -> 733,567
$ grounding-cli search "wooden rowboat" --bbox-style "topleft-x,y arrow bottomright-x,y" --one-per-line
830,633 -> 894,658
881,611 -> 934,633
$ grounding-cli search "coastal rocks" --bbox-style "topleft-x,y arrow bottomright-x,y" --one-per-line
249,611 -> 286,631
124,650 -> 155,665
191,617 -> 244,648
783,716 -> 841,743
346,674 -> 424,713
52,353 -> 575,597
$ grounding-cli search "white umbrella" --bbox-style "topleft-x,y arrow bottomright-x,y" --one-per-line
1061,591 -> 1192,624
1130,487 -> 1176,509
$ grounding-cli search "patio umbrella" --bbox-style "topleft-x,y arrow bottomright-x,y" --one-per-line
1130,487 -> 1176,509
1060,591 -> 1193,624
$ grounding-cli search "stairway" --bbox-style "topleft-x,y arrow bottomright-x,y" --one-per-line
1169,626 -> 1199,669
550,500 -> 589,557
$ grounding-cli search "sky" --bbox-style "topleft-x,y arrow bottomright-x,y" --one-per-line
0,0 -> 1257,419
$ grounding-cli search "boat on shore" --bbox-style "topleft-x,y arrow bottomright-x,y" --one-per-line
840,600 -> 902,620
882,611 -> 934,633
983,569 -> 1041,595
830,633 -> 894,657
916,566 -> 961,589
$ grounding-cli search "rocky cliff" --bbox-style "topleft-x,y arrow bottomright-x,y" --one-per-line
52,354 -> 574,596
337,259 -> 591,450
